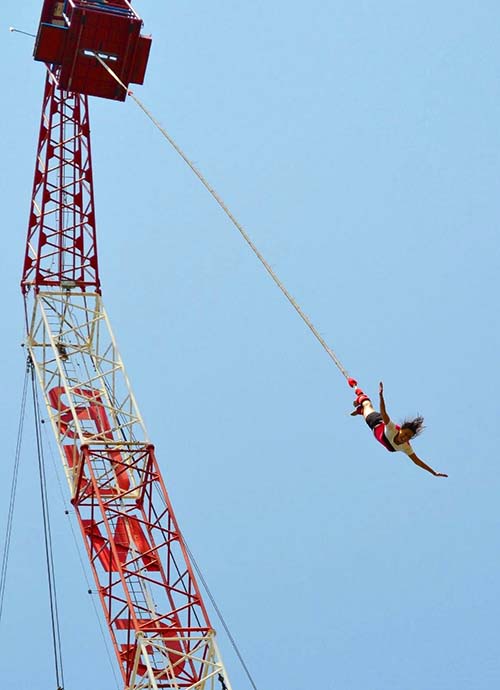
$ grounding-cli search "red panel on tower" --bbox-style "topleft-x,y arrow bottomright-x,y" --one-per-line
33,0 -> 152,101
129,34 -> 152,85
33,24 -> 68,63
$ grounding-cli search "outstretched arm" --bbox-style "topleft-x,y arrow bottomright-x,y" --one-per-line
409,453 -> 448,477
379,381 -> 390,424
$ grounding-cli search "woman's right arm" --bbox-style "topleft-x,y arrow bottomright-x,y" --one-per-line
379,381 -> 390,424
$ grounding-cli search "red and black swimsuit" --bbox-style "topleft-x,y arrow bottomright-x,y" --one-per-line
364,412 -> 413,455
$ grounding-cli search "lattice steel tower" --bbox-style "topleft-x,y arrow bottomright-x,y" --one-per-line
22,2 -> 233,688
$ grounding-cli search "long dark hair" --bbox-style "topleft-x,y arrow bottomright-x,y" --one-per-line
401,415 -> 425,437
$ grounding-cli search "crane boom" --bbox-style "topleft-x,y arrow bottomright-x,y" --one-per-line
22,4 -> 234,689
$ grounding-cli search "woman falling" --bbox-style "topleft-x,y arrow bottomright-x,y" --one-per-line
351,382 -> 448,477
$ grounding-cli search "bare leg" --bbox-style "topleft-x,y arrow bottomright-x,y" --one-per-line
361,399 -> 375,419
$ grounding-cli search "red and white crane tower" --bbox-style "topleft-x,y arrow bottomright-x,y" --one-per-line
22,2 -> 233,688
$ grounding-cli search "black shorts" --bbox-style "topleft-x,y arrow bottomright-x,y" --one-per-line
365,411 -> 383,430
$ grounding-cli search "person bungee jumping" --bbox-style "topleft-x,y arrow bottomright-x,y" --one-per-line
351,381 -> 448,478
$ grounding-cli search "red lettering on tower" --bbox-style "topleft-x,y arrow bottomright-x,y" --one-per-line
82,516 -> 160,572
48,385 -> 130,491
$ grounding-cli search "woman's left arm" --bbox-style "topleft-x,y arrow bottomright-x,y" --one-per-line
409,453 -> 448,477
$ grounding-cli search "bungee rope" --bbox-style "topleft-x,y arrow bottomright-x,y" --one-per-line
91,55 -> 362,397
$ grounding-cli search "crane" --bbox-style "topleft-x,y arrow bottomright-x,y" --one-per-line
22,2 -> 233,688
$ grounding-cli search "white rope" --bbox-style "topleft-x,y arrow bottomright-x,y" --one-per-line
93,55 -> 353,383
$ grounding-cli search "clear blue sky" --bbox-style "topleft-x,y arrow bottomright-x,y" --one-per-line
1,1 -> 500,689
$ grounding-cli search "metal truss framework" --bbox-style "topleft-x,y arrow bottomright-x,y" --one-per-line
22,76 -> 233,690
22,73 -> 100,294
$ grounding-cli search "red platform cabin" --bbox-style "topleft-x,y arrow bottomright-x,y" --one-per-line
33,0 -> 151,101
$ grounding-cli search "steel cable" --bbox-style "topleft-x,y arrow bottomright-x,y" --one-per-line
183,540 -> 259,690
0,363 -> 29,625
30,364 -> 66,690
40,421 -> 123,690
